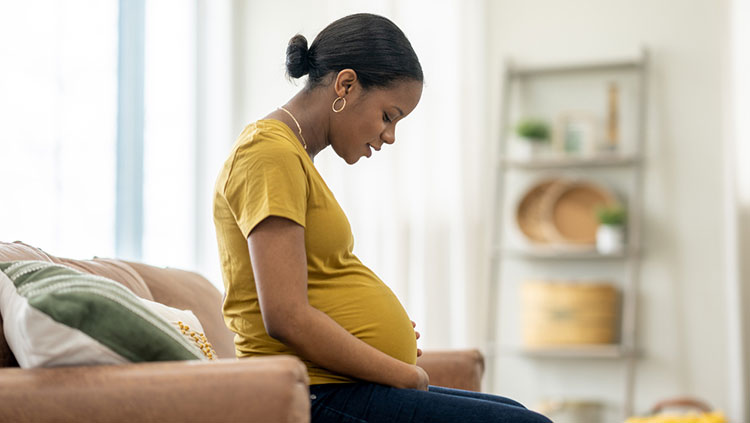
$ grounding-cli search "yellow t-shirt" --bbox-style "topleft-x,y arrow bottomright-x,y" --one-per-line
213,119 -> 417,385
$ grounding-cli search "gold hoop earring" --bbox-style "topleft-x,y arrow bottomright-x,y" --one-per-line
332,96 -> 346,113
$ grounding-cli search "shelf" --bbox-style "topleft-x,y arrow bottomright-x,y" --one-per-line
508,55 -> 643,77
521,344 -> 633,359
500,154 -> 642,170
486,343 -> 633,359
486,51 -> 648,415
496,245 -> 635,260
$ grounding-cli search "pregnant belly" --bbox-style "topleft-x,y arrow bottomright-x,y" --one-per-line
307,277 -> 417,365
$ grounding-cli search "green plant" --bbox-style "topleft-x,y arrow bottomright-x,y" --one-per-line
515,118 -> 550,142
596,205 -> 626,225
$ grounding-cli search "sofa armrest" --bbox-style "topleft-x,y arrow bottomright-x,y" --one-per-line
0,356 -> 310,423
416,349 -> 485,392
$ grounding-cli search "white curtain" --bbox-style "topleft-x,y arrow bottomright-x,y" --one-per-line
140,0 -> 236,287
141,0 -> 197,271
231,0 -> 490,350
0,0 -> 232,285
0,1 -> 118,259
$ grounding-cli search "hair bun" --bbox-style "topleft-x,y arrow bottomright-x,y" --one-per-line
286,34 -> 310,78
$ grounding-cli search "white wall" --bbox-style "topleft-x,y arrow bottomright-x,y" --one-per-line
729,0 -> 750,418
487,0 -> 733,418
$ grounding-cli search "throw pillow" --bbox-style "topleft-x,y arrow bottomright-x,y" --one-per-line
0,260 -> 212,368
140,297 -> 217,360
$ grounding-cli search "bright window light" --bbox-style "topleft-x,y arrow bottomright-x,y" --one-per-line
0,1 -> 118,259
141,0 -> 197,270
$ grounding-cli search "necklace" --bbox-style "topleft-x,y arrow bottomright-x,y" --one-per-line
278,106 -> 307,150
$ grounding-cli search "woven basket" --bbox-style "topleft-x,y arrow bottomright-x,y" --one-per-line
521,280 -> 618,346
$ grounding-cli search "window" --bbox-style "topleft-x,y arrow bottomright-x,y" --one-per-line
0,1 -> 119,259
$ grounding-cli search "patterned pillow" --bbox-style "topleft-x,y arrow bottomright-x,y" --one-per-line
0,260 -> 215,368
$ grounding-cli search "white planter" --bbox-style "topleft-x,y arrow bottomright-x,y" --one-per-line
516,139 -> 549,159
596,224 -> 625,254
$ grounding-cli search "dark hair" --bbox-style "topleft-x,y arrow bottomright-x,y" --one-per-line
285,13 -> 423,90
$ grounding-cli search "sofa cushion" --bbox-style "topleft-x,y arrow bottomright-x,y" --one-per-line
53,256 -> 154,301
0,241 -> 57,262
0,260 -> 211,368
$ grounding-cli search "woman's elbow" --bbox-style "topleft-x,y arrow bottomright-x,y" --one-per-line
263,306 -> 306,342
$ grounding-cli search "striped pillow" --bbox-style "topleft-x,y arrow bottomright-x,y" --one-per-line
0,260 -> 212,368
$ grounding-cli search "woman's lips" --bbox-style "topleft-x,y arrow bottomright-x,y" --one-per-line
365,142 -> 382,157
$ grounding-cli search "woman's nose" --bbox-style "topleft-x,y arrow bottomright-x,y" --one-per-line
382,128 -> 395,144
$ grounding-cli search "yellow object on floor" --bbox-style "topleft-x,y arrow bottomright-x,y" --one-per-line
625,410 -> 727,423
626,397 -> 726,423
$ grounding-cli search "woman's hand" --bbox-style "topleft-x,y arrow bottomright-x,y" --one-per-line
397,364 -> 429,391
412,365 -> 430,391
411,320 -> 422,358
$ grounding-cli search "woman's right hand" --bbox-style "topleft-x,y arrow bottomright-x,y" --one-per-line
411,365 -> 430,391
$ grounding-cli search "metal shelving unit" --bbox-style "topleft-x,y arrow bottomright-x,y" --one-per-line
499,246 -> 638,260
483,49 -> 649,420
500,154 -> 642,170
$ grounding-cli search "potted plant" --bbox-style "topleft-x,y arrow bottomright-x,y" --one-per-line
595,205 -> 626,254
515,118 -> 551,158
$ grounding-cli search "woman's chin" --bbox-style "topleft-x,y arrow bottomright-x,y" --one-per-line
346,151 -> 368,165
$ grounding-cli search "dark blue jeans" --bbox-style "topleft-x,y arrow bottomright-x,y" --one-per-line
309,383 -> 552,423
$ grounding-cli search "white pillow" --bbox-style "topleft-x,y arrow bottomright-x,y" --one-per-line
0,260 -> 215,368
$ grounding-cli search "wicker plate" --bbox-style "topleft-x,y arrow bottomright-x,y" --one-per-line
515,179 -> 566,244
541,180 -> 617,245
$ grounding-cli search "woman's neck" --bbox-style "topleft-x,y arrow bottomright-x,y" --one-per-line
275,89 -> 331,162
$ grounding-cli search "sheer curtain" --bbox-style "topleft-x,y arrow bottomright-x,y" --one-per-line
0,0 -> 234,289
232,0 -> 490,350
0,1 -> 118,259
140,0 -> 236,288
141,0 -> 197,271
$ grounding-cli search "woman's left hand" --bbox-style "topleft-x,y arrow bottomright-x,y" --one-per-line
411,320 -> 422,357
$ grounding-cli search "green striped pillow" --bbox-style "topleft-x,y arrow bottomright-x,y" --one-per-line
0,260 -> 208,367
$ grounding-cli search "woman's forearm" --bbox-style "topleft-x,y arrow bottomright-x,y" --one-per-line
271,305 -> 418,389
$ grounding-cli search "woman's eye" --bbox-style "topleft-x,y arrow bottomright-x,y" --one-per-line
383,113 -> 391,123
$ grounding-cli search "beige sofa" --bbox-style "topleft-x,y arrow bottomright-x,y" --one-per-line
0,241 -> 485,422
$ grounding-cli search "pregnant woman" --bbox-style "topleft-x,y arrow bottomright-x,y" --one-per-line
213,12 -> 551,423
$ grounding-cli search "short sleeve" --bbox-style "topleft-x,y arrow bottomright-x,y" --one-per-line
222,141 -> 309,238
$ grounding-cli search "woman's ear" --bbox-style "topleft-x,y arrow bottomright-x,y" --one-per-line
334,69 -> 359,98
